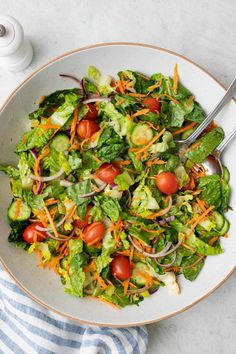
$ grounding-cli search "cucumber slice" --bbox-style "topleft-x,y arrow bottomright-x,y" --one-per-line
211,211 -> 225,230
50,134 -> 70,152
131,124 -> 153,146
8,200 -> 31,221
223,166 -> 230,183
218,219 -> 230,236
131,262 -> 152,286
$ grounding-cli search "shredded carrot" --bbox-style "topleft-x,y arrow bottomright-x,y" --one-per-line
116,80 -> 125,94
192,190 -> 203,196
131,108 -> 150,119
116,250 -> 130,256
115,98 -> 125,106
84,259 -> 96,273
185,95 -> 194,107
92,155 -> 102,164
88,296 -> 120,309
44,205 -> 59,238
70,107 -> 78,145
187,206 -> 215,236
145,158 -> 166,166
123,279 -> 129,295
130,128 -> 166,154
45,198 -> 58,206
115,160 -> 131,167
140,226 -> 162,234
38,124 -> 61,130
142,121 -> 160,131
208,236 -> 218,246
94,272 -> 107,289
34,146 -> 50,177
129,246 -> 134,264
173,63 -> 178,94
196,197 -> 207,212
187,141 -> 201,152
182,243 -> 196,251
147,79 -> 162,92
129,93 -> 147,98
157,93 -> 179,104
129,282 -> 137,288
13,199 -> 21,220
173,122 -> 197,136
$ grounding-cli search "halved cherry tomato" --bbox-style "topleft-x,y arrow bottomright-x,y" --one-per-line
143,97 -> 161,113
110,255 -> 131,281
77,120 -> 100,139
97,163 -> 121,184
155,172 -> 179,195
85,104 -> 98,120
83,222 -> 106,246
23,222 -> 46,244
74,205 -> 92,229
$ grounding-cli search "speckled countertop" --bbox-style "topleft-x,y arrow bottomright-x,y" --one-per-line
0,1 -> 235,353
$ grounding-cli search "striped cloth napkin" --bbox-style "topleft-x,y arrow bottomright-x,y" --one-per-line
0,265 -> 148,354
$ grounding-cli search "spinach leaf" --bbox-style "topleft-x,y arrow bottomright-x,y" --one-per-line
197,174 -> 221,208
133,72 -> 153,93
8,220 -> 30,249
95,195 -> 121,222
112,94 -> 139,114
96,127 -> 126,162
186,127 -> 224,163
182,255 -> 205,281
219,179 -> 231,212
185,101 -> 205,123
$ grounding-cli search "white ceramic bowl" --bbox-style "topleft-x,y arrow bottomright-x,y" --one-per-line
0,43 -> 235,327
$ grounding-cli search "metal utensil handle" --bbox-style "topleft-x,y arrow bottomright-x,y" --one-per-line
216,127 -> 236,155
186,76 -> 236,145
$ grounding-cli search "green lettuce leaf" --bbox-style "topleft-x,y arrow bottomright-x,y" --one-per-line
131,182 -> 159,216
181,255 -> 205,281
185,101 -> 205,123
186,127 -> 224,163
186,233 -> 223,255
50,93 -> 79,126
88,66 -> 114,96
197,174 -> 221,208
96,127 -> 126,162
18,153 -> 33,189
0,165 -> 20,179
114,171 -> 134,190
95,195 -> 121,221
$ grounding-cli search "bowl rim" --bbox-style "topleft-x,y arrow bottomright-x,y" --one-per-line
0,41 -> 235,327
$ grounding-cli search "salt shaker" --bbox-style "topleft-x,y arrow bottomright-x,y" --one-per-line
0,15 -> 33,71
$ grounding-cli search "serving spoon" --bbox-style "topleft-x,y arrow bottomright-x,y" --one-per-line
201,127 -> 236,176
175,77 -> 236,152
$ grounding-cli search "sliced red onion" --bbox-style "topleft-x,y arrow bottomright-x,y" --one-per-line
154,249 -> 177,268
181,256 -> 205,270
60,179 -> 73,187
35,215 -> 67,232
36,182 -> 44,195
128,235 -> 172,258
30,148 -> 38,160
159,215 -> 175,225
83,97 -> 111,104
77,183 -> 107,198
128,285 -> 151,294
59,74 -> 82,89
30,168 -> 64,182
44,229 -> 75,242
148,287 -> 159,295
110,183 -> 117,189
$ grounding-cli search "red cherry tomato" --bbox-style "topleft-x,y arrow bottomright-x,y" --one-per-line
23,222 -> 46,244
83,222 -> 106,246
74,205 -> 92,229
97,163 -> 121,185
77,120 -> 100,139
143,97 -> 161,113
110,255 -> 131,281
155,172 -> 179,195
85,104 -> 98,120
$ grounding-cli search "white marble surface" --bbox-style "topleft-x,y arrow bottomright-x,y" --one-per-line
0,1 -> 235,353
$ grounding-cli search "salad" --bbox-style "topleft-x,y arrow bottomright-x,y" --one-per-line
0,65 -> 231,308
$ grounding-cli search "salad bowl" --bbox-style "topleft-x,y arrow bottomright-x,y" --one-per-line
0,43 -> 235,327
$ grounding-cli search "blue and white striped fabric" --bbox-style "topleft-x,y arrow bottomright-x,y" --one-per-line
0,265 -> 148,354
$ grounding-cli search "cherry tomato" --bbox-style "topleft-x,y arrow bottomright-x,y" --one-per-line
77,120 -> 100,139
74,205 -> 92,229
85,104 -> 98,120
97,163 -> 121,184
23,222 -> 46,244
155,172 -> 179,195
83,222 -> 106,246
110,255 -> 131,281
143,97 -> 161,113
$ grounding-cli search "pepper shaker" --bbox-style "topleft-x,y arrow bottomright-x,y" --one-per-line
0,15 -> 33,71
